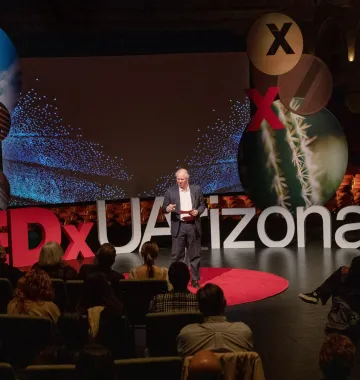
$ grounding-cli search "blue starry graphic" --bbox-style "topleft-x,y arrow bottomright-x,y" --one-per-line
4,86 -> 133,204
4,81 -> 250,204
146,98 -> 250,196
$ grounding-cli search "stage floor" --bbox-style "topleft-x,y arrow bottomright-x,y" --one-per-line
112,242 -> 360,380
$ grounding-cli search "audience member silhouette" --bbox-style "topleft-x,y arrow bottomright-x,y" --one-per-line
78,273 -> 131,358
188,350 -> 222,380
32,241 -> 77,281
7,268 -> 60,323
35,312 -> 89,364
79,243 -> 124,285
149,261 -> 198,313
319,334 -> 355,380
177,283 -> 253,357
299,256 -> 360,342
129,241 -> 171,289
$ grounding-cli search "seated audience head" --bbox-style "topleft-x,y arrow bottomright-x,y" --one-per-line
76,344 -> 115,380
319,334 -> 355,380
188,350 -> 222,380
140,241 -> 159,278
168,261 -> 190,290
197,284 -> 227,317
39,241 -> 64,267
96,243 -> 116,268
14,268 -> 54,312
0,244 -> 6,263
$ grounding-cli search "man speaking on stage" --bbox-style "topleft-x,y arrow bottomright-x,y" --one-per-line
163,168 -> 206,288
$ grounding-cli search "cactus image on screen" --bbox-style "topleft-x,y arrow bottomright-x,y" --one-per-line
238,99 -> 348,212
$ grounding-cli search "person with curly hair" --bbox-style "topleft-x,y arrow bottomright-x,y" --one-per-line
7,268 -> 60,324
319,334 -> 355,380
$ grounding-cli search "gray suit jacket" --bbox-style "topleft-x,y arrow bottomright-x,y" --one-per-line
162,184 -> 206,238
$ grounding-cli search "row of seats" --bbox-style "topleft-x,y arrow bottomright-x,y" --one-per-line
0,278 -> 202,356
0,311 -> 203,359
0,278 -> 169,322
0,350 -> 266,380
0,356 -> 183,380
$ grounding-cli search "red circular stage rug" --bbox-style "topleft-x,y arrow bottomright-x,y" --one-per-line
125,267 -> 288,306
188,267 -> 288,306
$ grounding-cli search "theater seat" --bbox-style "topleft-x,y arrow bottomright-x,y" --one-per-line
21,365 -> 76,380
0,363 -> 16,380
65,280 -> 84,311
0,315 -> 54,368
51,279 -> 69,312
20,358 -> 183,380
117,280 -> 168,327
115,357 -> 182,380
146,312 -> 204,357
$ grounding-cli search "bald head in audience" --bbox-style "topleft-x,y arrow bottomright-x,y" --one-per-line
188,350 -> 222,380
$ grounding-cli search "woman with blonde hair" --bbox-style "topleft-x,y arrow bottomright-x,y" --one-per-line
7,268 -> 60,324
32,241 -> 77,280
129,241 -> 171,290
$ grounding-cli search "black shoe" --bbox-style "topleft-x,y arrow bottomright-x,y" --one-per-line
192,280 -> 200,288
299,291 -> 319,304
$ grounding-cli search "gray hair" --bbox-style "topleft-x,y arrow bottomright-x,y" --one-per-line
38,241 -> 64,266
175,168 -> 189,179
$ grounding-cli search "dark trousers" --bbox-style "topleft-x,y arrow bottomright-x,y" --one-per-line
171,222 -> 201,280
315,267 -> 344,305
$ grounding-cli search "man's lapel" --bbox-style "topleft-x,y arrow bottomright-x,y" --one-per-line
189,185 -> 196,208
174,186 -> 180,213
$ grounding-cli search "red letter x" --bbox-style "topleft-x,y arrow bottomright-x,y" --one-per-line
245,87 -> 284,131
62,223 -> 94,260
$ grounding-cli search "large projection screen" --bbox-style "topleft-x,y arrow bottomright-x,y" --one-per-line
5,52 -> 250,205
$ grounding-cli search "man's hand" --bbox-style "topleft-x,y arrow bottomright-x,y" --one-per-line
166,204 -> 176,212
189,209 -> 198,217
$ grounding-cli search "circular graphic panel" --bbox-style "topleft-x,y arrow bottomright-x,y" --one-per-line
278,55 -> 333,116
238,100 -> 348,212
0,29 -> 22,114
247,13 -> 303,76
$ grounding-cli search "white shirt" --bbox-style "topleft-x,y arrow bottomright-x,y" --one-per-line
179,186 -> 193,221
177,316 -> 253,358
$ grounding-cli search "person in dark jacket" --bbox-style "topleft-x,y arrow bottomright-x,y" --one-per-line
299,256 -> 360,342
78,243 -> 124,284
78,273 -> 132,358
